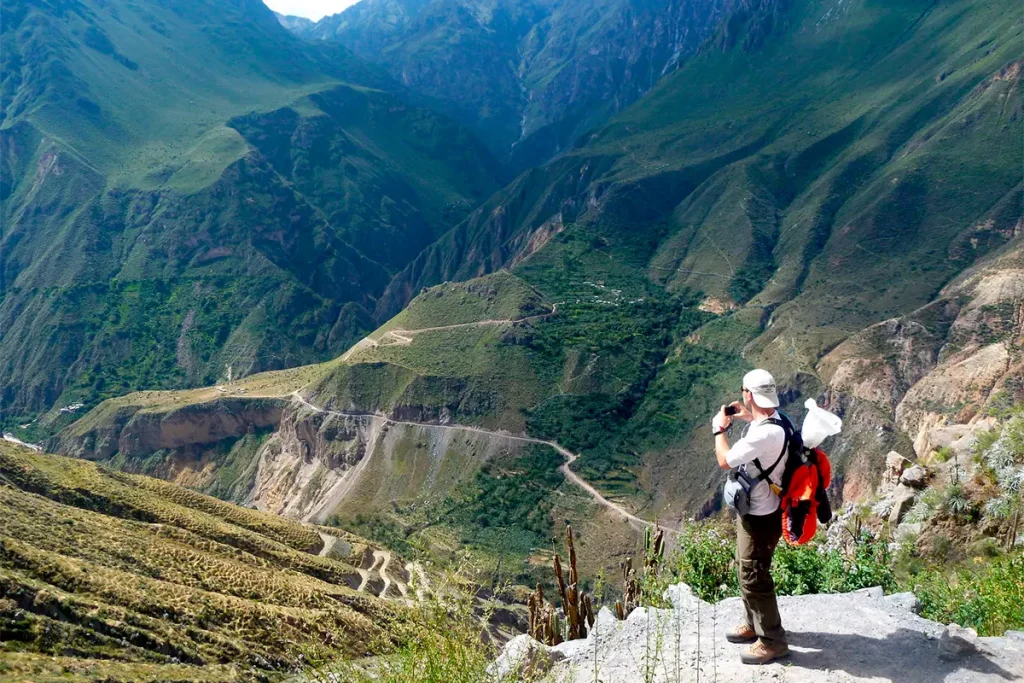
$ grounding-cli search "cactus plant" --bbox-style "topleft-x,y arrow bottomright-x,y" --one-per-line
616,524 -> 666,620
528,583 -> 562,645
529,524 -> 595,644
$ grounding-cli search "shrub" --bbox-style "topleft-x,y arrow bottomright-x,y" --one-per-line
909,552 -> 1024,636
774,532 -> 896,595
943,482 -> 976,521
669,524 -> 896,602
905,487 -> 945,524
670,523 -> 738,602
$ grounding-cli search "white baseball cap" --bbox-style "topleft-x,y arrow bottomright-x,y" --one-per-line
743,369 -> 780,409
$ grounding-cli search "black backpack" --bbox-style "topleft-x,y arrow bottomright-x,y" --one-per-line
767,411 -> 833,527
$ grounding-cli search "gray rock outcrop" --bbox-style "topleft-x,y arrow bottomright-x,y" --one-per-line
489,583 -> 1024,682
900,464 -> 929,488
884,451 -> 911,485
889,484 -> 918,525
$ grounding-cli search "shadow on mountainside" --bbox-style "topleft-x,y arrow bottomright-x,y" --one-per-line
786,629 -> 1017,682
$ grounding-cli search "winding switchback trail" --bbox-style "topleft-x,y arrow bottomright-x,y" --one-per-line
292,392 -> 653,531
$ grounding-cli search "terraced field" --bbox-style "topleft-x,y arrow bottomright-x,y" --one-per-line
0,441 -> 408,682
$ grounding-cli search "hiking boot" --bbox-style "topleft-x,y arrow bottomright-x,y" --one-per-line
739,639 -> 790,665
726,623 -> 757,643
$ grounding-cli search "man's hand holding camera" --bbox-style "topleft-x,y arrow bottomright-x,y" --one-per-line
712,401 -> 751,435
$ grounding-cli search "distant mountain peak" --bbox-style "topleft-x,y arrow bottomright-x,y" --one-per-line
274,11 -> 316,33
282,0 -> 740,168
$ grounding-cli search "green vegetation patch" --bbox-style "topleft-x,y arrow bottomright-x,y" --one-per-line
376,271 -> 548,336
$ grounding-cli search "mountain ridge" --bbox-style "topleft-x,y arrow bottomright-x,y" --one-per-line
0,0 -> 503,425
285,0 -> 745,168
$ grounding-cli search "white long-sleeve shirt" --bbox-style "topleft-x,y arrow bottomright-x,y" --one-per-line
726,412 -> 787,516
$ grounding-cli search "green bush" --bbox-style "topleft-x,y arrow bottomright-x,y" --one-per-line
774,532 -> 896,595
670,524 -> 738,602
909,553 -> 1024,636
669,524 -> 896,603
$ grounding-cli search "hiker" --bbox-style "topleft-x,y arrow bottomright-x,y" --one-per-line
712,368 -> 790,665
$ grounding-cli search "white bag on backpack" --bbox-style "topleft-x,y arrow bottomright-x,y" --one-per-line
801,399 -> 842,449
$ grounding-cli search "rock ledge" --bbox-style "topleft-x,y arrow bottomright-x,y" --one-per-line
491,584 -> 1023,682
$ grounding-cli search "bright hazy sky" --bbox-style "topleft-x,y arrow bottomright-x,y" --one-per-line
263,0 -> 360,21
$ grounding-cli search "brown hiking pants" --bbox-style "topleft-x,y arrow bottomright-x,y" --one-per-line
736,508 -> 786,646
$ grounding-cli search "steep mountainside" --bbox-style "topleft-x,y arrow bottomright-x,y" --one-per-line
49,272 -> 647,581
0,440 -> 402,681
819,241 -> 1023,500
289,0 -> 741,168
0,0 -> 502,429
274,11 -> 315,33
376,0 -> 1021,510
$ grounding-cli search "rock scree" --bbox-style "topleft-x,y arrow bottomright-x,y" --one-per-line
490,584 -> 1024,682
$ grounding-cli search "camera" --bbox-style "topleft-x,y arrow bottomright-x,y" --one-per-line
725,405 -> 739,416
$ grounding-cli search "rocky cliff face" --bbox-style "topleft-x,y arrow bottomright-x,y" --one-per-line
819,242 -> 1023,500
51,397 -> 285,462
296,0 -> 747,166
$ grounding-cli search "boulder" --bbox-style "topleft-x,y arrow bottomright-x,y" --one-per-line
900,465 -> 929,488
894,521 -> 923,543
927,425 -> 971,449
884,592 -> 922,614
889,484 -> 917,525
940,623 -> 980,659
486,634 -> 565,680
884,451 -> 911,485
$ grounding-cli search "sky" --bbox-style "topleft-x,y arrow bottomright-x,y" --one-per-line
263,0 -> 361,21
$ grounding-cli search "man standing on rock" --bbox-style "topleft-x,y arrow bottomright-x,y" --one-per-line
712,368 -> 791,665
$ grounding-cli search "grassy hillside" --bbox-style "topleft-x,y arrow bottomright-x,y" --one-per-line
308,272 -> 559,432
0,440 -> 396,682
0,0 -> 502,430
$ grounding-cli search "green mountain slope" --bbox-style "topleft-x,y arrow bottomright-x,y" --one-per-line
0,0 -> 502,429
376,0 -> 1021,508
294,0 -> 741,167
0,440 -> 397,682
47,271 -> 656,582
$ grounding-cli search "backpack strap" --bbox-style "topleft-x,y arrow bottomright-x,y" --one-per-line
752,415 -> 790,483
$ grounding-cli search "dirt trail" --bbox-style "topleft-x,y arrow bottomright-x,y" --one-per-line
292,392 -> 653,531
316,530 -> 371,589
380,317 -> 523,346
296,301 -> 665,535
342,304 -> 558,355
316,531 -> 338,558
315,528 -> 409,600
373,549 -> 406,598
